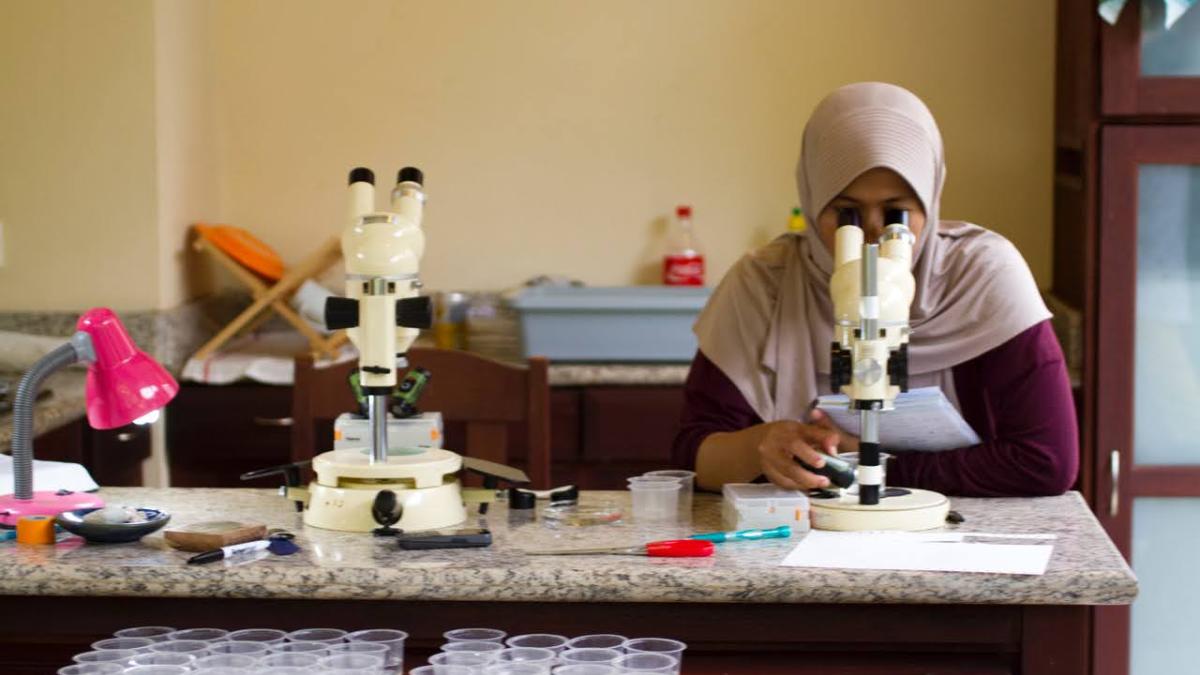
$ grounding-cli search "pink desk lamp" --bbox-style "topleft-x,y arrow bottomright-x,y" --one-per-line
0,308 -> 178,527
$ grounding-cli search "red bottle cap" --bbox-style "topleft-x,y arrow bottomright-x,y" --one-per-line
676,205 -> 692,218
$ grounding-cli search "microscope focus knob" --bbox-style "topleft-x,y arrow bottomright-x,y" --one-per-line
324,297 -> 360,330
396,296 -> 433,329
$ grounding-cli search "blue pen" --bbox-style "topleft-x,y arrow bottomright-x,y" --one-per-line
689,525 -> 792,543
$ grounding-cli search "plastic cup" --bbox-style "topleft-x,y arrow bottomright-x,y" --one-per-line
622,639 -> 685,674
559,648 -> 622,665
121,667 -> 190,675
128,653 -> 196,668
444,627 -> 507,643
627,478 -> 681,522
443,639 -> 506,657
270,639 -> 329,654
226,628 -> 286,644
496,646 -> 557,666
190,669 -> 245,675
644,470 -> 695,517
430,650 -> 493,672
414,666 -> 474,675
285,626 -> 347,644
483,665 -> 549,675
113,626 -> 175,642
149,640 -> 209,654
90,637 -> 153,652
259,652 -> 321,668
565,635 -> 626,651
193,653 -> 260,669
318,652 -> 387,671
56,665 -> 122,675
72,650 -> 136,665
612,652 -> 678,673
328,641 -> 390,657
204,640 -> 270,656
166,627 -> 228,642
252,669 -> 309,675
505,634 -> 569,653
553,666 -> 619,675
347,628 -> 407,668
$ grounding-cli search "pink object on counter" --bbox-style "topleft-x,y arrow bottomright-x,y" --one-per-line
76,308 -> 178,430
0,491 -> 103,528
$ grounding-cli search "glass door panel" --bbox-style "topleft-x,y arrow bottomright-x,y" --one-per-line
1130,498 -> 1200,672
1141,2 -> 1200,76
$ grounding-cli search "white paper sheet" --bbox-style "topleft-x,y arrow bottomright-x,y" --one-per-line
0,453 -> 99,493
816,386 -> 981,452
780,530 -> 1054,575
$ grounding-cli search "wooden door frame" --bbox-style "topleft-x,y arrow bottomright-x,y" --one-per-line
1096,125 -> 1200,675
1101,0 -> 1200,116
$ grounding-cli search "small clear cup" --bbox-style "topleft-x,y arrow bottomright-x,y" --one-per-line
504,633 -> 569,653
72,650 -> 136,666
429,650 -> 493,671
495,646 -> 557,666
552,666 -> 618,675
128,653 -> 196,668
189,669 -> 245,675
56,665 -> 123,675
121,667 -> 190,675
165,627 -> 228,642
327,641 -> 390,657
148,640 -> 209,654
558,648 -> 621,665
192,654 -> 260,670
317,653 -> 387,671
643,470 -> 695,518
482,664 -> 548,675
270,640 -> 329,655
258,652 -> 321,669
565,635 -> 626,651
113,626 -> 175,642
612,652 -> 678,673
285,626 -> 347,644
442,639 -> 505,659
225,628 -> 286,644
413,666 -> 473,675
347,628 -> 407,668
626,478 -> 681,522
444,627 -> 507,643
90,637 -> 153,652
251,669 -> 310,675
204,640 -> 270,656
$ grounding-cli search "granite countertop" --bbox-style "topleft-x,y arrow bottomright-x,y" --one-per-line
0,488 -> 1136,606
0,370 -> 88,447
547,363 -> 690,386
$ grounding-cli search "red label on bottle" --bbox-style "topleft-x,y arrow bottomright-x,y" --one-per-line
663,254 -> 705,286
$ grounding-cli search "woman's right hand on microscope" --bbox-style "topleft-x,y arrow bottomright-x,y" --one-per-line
756,420 -> 840,491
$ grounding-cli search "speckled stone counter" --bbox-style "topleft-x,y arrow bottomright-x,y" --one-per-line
0,488 -> 1135,606
547,363 -> 690,386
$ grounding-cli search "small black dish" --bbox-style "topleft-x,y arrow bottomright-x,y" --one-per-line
55,508 -> 171,543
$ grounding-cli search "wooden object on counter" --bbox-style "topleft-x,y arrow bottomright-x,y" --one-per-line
190,230 -> 348,361
163,521 -> 267,551
292,348 -> 552,488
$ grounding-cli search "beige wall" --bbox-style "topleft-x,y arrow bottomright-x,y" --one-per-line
0,0 -> 1055,312
210,0 -> 1055,292
0,1 -> 159,311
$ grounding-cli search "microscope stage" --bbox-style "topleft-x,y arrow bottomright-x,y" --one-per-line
312,447 -> 462,489
810,488 -> 949,531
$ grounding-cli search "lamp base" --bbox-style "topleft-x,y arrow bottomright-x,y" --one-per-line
0,491 -> 104,528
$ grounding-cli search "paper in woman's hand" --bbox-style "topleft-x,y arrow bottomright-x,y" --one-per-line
815,386 -> 981,452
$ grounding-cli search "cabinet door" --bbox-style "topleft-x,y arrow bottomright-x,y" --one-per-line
1102,0 -> 1200,114
1096,126 -> 1200,675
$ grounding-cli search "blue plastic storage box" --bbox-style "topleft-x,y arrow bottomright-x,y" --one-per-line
510,286 -> 712,362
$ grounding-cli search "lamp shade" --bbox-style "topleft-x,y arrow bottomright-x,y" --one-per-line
77,308 -> 179,429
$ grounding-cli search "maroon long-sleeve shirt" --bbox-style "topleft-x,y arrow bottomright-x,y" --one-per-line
672,320 -> 1078,497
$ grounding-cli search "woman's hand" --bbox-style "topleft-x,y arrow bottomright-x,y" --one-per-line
756,420 -> 842,490
809,408 -> 860,454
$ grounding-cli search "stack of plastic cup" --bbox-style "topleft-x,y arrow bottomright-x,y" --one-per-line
643,470 -> 695,520
565,634 -> 626,651
612,652 -> 678,673
623,638 -> 686,674
558,647 -> 622,667
626,476 -> 682,522
347,628 -> 407,671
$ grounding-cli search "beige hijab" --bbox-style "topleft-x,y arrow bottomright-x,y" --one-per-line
695,82 -> 1050,422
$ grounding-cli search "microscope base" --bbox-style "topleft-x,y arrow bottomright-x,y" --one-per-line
810,488 -> 949,531
303,480 -> 467,533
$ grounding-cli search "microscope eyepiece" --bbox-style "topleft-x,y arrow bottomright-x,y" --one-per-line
884,208 -> 910,227
836,207 -> 860,227
349,167 -> 375,185
397,166 -> 424,186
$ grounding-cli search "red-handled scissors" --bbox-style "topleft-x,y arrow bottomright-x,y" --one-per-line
526,539 -> 715,557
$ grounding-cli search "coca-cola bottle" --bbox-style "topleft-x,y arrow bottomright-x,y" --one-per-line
663,205 -> 705,286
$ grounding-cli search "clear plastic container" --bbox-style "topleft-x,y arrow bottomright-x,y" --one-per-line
90,637 -> 153,652
611,652 -> 678,673
643,470 -> 694,518
259,652 -> 321,669
148,640 -> 209,654
270,640 -> 329,654
285,627 -> 347,644
192,654 -> 259,670
429,650 -> 493,671
495,647 -> 557,666
128,653 -> 196,668
721,483 -> 811,532
504,634 -> 569,653
225,628 -> 286,644
627,478 -> 681,522
56,665 -> 123,675
165,628 -> 227,642
558,647 -> 622,665
317,653 -> 386,671
553,666 -> 618,675
113,626 -> 175,642
444,627 -> 507,643
121,667 -> 190,675
564,635 -> 626,651
72,650 -> 136,666
623,638 -> 685,674
203,641 -> 270,656
346,628 -> 407,668
413,666 -> 474,675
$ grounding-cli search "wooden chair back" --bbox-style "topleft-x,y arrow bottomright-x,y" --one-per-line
291,348 -> 551,487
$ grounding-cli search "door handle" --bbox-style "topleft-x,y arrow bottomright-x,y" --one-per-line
253,416 -> 294,427
1110,449 -> 1120,517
